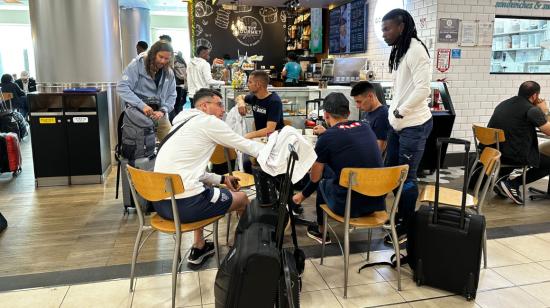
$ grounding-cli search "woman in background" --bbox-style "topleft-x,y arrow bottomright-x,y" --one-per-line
282,52 -> 302,86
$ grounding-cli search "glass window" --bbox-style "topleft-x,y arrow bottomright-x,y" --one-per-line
0,24 -> 35,78
491,16 -> 550,74
151,28 -> 192,64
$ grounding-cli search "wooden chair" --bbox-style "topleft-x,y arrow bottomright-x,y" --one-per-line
210,145 -> 255,244
319,165 -> 409,298
471,125 -> 527,205
125,166 -> 222,308
420,147 -> 501,268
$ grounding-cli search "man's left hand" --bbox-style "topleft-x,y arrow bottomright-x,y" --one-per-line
151,111 -> 165,120
536,98 -> 549,115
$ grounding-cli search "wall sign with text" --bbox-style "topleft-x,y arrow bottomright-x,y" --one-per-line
438,18 -> 460,43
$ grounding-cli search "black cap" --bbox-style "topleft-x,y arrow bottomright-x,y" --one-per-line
322,93 -> 350,117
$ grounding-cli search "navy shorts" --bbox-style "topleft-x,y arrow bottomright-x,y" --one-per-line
153,187 -> 233,223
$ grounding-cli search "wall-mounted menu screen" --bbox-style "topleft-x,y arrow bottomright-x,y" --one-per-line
329,0 -> 367,54
491,16 -> 550,74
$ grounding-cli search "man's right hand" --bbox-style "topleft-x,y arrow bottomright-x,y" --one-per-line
313,125 -> 326,135
142,105 -> 154,117
236,95 -> 247,115
292,192 -> 305,205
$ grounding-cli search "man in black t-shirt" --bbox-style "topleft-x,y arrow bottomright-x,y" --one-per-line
351,81 -> 390,152
489,81 -> 550,205
236,70 -> 284,139
292,93 -> 384,244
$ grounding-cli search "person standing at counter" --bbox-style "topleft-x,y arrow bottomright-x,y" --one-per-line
187,46 -> 225,108
351,81 -> 390,152
282,52 -> 302,86
235,70 -> 284,139
117,40 -> 176,141
381,9 -> 433,244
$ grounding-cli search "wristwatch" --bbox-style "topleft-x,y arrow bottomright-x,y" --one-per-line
393,109 -> 404,119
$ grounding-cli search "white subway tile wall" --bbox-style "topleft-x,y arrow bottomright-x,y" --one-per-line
336,0 -> 550,153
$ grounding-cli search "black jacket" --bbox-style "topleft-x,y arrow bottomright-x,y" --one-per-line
15,78 -> 37,93
0,81 -> 26,98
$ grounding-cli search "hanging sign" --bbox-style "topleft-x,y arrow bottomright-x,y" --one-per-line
436,48 -> 451,72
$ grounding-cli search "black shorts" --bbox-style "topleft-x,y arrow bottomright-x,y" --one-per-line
154,187 -> 233,223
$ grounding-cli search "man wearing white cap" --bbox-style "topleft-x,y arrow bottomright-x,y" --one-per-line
15,71 -> 37,94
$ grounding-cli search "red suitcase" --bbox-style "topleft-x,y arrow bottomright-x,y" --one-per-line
0,133 -> 21,175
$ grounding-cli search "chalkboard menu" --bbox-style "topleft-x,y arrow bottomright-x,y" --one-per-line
193,3 -> 287,70
329,0 -> 367,54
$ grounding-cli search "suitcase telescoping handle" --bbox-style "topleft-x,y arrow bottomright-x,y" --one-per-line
434,138 -> 470,229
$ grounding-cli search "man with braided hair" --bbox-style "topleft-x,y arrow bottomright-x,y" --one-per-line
381,9 -> 433,245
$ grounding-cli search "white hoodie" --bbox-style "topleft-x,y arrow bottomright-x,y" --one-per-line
187,57 -> 225,96
154,109 -> 264,199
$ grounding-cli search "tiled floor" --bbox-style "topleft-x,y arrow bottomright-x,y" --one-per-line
2,233 -> 550,308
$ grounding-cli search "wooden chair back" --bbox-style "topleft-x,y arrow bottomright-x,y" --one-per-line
479,147 -> 501,176
210,145 -> 237,165
339,165 -> 409,197
126,165 -> 184,202
1,93 -> 13,101
472,125 -> 505,147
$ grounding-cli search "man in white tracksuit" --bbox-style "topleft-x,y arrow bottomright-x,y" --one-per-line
186,46 -> 225,107
154,88 -> 263,266
381,9 -> 433,245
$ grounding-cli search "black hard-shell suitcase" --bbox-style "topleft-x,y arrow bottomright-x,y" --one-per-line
215,145 -> 303,308
408,138 -> 485,300
214,223 -> 281,308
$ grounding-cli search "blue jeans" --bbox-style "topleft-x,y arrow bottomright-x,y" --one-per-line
385,118 -> 433,229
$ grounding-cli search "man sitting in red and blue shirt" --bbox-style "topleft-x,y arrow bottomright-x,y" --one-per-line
292,93 -> 384,243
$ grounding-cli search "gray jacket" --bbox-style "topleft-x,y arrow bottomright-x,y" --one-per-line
117,54 -> 176,115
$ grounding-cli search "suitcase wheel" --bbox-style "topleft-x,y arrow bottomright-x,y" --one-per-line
12,167 -> 21,176
466,294 -> 474,301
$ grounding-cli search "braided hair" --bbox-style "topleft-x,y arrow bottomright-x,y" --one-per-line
382,9 -> 429,73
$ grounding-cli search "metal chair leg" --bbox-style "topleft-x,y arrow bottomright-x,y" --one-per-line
171,232 -> 181,308
225,213 -> 232,245
366,229 -> 372,261
344,222 -> 350,299
214,221 -> 220,267
129,228 -> 144,292
483,229 -> 488,269
522,166 -> 527,206
321,212 -> 328,265
391,225 -> 401,291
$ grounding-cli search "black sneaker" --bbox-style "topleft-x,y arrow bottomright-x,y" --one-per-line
384,233 -> 407,246
307,225 -> 331,244
499,180 -> 523,205
187,240 -> 215,265
493,181 -> 507,198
